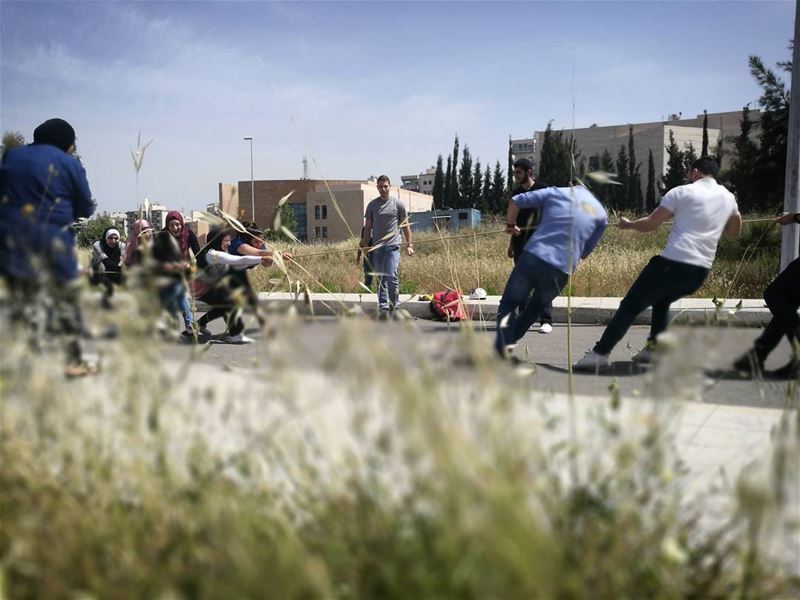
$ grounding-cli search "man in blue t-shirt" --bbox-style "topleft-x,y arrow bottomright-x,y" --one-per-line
0,118 -> 95,375
496,182 -> 607,358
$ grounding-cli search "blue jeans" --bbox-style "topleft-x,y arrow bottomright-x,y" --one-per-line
370,245 -> 400,311
495,253 -> 568,355
159,281 -> 193,329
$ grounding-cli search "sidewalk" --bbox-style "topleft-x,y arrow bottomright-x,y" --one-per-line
256,292 -> 771,326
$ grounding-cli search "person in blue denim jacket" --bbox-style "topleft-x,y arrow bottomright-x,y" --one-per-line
0,118 -> 95,376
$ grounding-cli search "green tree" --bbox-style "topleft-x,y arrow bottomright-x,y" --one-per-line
432,154 -> 445,209
613,145 -> 629,210
662,130 -> 686,193
701,109 -> 709,157
443,155 -> 452,209
724,105 -> 761,212
470,159 -> 483,209
626,126 -> 643,211
457,145 -> 473,209
76,213 -> 114,249
448,135 -> 460,208
646,150 -> 657,211
481,164 -> 492,214
590,149 -> 617,206
537,122 -> 576,186
1,130 -> 25,160
491,161 -> 506,215
507,137 -> 514,191
748,45 -> 791,210
682,143 -> 698,176
267,203 -> 297,241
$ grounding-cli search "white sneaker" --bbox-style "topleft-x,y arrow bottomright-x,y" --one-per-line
539,323 -> 553,334
574,350 -> 609,371
632,345 -> 655,364
225,333 -> 254,344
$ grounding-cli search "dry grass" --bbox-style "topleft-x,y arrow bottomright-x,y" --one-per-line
249,216 -> 780,299
1,309 -> 798,598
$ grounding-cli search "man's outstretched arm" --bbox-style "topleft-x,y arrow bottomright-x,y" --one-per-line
617,206 -> 672,233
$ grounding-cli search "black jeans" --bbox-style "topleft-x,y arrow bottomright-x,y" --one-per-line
752,256 -> 800,361
594,256 -> 709,356
513,249 -> 553,325
197,279 -> 245,336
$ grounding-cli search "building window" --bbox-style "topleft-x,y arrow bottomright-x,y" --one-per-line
321,205 -> 328,220
315,226 -> 321,238
322,227 -> 328,239
314,205 -> 320,220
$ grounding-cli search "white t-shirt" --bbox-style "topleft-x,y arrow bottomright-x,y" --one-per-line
659,178 -> 739,269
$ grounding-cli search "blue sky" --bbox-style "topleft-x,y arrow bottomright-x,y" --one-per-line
1,0 -> 794,214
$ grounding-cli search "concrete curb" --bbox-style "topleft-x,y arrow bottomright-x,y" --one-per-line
256,292 -> 772,326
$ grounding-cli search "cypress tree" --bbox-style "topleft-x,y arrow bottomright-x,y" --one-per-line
537,122 -> 576,186
492,161 -> 506,215
701,109 -> 709,157
662,130 -> 686,193
432,154 -> 445,209
457,145 -> 473,210
682,143 -> 698,175
646,150 -> 656,211
626,125 -> 641,211
449,135 -> 460,208
614,144 -> 629,210
592,149 -> 616,206
725,105 -> 760,212
537,123 -> 555,182
482,164 -> 492,213
471,159 -> 483,209
507,137 -> 514,191
443,155 -> 452,209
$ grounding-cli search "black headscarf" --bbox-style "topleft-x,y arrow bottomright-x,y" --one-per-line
99,227 -> 122,262
32,118 -> 76,153
196,226 -> 234,268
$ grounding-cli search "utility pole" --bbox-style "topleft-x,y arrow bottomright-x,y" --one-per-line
243,136 -> 255,222
781,0 -> 800,271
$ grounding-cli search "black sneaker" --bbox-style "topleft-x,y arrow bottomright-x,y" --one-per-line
769,359 -> 799,380
732,349 -> 764,377
180,330 -> 199,343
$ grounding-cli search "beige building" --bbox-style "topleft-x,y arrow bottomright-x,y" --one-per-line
218,179 -> 433,243
513,110 -> 760,178
125,201 -> 170,237
306,182 -> 433,242
186,210 -> 210,245
401,166 -> 436,194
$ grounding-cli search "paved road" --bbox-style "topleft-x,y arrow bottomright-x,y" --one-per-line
155,316 -> 798,410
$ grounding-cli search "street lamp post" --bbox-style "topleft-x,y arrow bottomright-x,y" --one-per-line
243,136 -> 255,222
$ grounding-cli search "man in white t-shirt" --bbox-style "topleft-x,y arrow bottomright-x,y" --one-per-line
575,156 -> 742,371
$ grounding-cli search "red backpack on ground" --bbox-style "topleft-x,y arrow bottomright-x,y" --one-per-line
430,289 -> 466,322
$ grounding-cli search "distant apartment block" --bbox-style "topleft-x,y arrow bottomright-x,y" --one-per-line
125,202 -> 169,237
109,212 -> 128,235
401,166 -> 436,194
218,179 -> 434,243
512,110 -> 760,181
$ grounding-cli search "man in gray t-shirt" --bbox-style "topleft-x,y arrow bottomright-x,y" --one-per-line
361,175 -> 414,316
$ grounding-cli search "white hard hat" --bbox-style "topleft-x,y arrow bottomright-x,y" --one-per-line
469,288 -> 487,300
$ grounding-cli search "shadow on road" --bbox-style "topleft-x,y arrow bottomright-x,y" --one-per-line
536,361 -> 648,378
